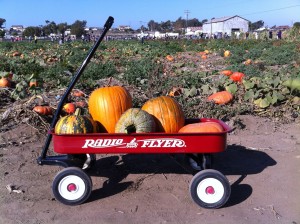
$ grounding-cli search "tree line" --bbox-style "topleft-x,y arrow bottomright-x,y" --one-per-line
1,16 -> 299,39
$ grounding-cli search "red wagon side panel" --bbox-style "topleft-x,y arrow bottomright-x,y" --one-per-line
52,118 -> 231,154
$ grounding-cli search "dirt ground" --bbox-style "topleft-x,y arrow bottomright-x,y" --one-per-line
0,115 -> 299,224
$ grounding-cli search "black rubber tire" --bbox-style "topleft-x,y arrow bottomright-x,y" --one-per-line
189,169 -> 231,209
52,167 -> 92,206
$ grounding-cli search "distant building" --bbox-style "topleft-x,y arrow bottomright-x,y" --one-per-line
118,25 -> 132,31
203,15 -> 249,36
186,26 -> 202,35
10,25 -> 25,32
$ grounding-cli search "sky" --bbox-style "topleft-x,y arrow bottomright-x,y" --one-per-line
1,0 -> 300,29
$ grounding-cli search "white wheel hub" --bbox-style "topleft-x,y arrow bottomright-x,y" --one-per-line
58,175 -> 86,200
196,178 -> 225,204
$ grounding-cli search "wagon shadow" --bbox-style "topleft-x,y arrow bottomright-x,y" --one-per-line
87,144 -> 277,206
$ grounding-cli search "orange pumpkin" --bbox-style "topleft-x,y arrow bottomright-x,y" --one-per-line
0,77 -> 11,88
166,55 -> 174,62
230,72 -> 245,82
63,103 -> 76,114
224,50 -> 231,57
29,80 -> 38,87
201,54 -> 207,59
33,106 -> 53,115
220,70 -> 233,76
243,59 -> 252,65
72,90 -> 85,97
179,122 -> 224,133
208,91 -> 233,104
142,96 -> 185,133
88,86 -> 132,133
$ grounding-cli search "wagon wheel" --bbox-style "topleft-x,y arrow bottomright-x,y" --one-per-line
52,167 -> 92,206
189,169 -> 231,209
186,154 -> 213,171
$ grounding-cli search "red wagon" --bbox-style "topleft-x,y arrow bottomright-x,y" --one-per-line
37,17 -> 232,209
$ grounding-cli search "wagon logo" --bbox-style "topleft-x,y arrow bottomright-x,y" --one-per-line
82,138 -> 186,149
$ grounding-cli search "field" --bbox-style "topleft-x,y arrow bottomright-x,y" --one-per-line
0,37 -> 300,223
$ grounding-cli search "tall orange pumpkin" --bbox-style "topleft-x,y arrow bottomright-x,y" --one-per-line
88,86 -> 132,133
179,122 -> 224,133
141,96 -> 185,133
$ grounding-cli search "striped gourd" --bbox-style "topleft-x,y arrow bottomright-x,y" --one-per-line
115,108 -> 156,134
55,108 -> 97,134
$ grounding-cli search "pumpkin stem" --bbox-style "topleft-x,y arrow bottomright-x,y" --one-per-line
125,124 -> 136,134
74,108 -> 81,116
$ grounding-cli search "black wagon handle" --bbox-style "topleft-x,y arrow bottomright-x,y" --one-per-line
38,16 -> 114,163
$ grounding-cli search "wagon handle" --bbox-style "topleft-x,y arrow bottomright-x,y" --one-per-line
38,16 -> 114,163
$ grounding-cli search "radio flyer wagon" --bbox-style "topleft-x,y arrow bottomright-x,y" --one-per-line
37,17 -> 232,209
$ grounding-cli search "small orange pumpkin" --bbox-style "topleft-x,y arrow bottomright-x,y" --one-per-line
201,54 -> 207,59
179,122 -> 224,133
166,55 -> 174,62
0,77 -> 11,88
220,70 -> 233,76
224,50 -> 231,57
243,59 -> 252,65
33,106 -> 53,115
63,103 -> 76,114
72,90 -> 85,97
208,91 -> 233,104
230,72 -> 245,82
29,80 -> 38,87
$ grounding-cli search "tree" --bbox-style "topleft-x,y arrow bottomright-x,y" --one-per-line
249,20 -> 264,31
70,20 -> 87,38
57,22 -> 68,35
161,20 -> 173,32
0,30 -> 5,38
43,21 -> 57,36
173,17 -> 185,32
23,26 -> 41,37
148,20 -> 160,31
187,18 -> 202,27
293,22 -> 300,28
0,18 -> 6,28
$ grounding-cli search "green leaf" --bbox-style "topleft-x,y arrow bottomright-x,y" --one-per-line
254,98 -> 270,108
225,83 -> 238,94
201,84 -> 210,94
242,80 -> 255,90
244,89 -> 254,101
188,86 -> 198,97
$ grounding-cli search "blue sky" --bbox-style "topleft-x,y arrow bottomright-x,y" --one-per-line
1,0 -> 299,29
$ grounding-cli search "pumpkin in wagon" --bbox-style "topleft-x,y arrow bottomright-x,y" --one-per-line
88,86 -> 132,133
142,96 -> 185,133
115,108 -> 156,134
55,108 -> 98,134
179,122 -> 224,133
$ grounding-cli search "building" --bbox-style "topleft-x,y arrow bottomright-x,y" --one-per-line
10,25 -> 25,32
202,15 -> 249,36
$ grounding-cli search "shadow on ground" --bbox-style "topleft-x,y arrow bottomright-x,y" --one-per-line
87,144 -> 277,206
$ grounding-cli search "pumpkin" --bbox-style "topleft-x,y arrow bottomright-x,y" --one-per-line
201,54 -> 207,59
243,59 -> 252,65
179,122 -> 224,133
33,106 -> 53,115
115,108 -> 156,134
220,70 -> 233,76
208,91 -> 233,104
230,72 -> 245,82
63,103 -> 76,114
142,96 -> 185,133
0,77 -> 11,88
166,55 -> 174,62
55,108 -> 98,134
29,79 -> 38,87
224,50 -> 231,57
72,90 -> 85,97
88,86 -> 132,133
